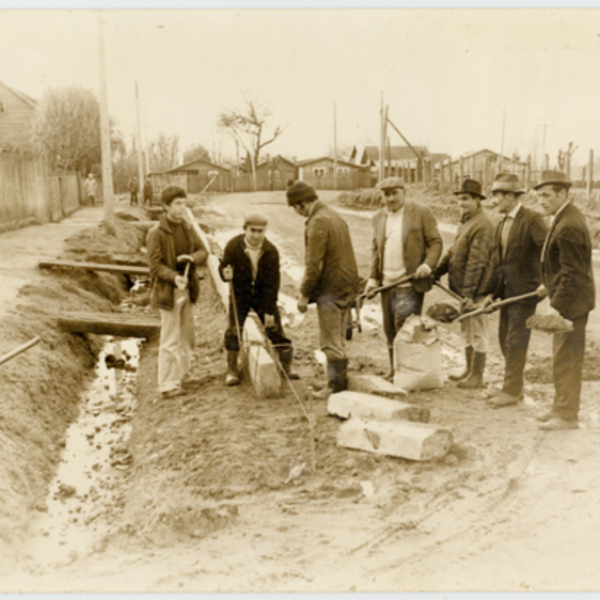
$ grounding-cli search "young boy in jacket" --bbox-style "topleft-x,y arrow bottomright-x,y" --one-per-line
219,213 -> 297,386
147,186 -> 208,398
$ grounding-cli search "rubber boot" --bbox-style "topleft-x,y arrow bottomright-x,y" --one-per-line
457,351 -> 486,389
278,346 -> 300,380
225,350 -> 240,386
384,348 -> 395,382
332,358 -> 348,393
449,346 -> 474,382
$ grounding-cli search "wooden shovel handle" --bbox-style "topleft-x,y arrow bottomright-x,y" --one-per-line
433,281 -> 463,302
456,291 -> 540,322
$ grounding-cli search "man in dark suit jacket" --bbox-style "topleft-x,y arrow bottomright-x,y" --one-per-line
481,173 -> 547,407
535,170 -> 595,430
365,177 -> 443,379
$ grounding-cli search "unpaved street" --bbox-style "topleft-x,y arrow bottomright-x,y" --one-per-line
3,192 -> 600,592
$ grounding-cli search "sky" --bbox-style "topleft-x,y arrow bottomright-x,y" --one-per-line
1,7 -> 600,168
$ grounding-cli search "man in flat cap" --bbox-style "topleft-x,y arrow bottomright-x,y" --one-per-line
365,176 -> 442,380
287,180 -> 360,397
219,212 -> 297,386
435,178 -> 494,389
480,173 -> 547,407
534,170 -> 595,430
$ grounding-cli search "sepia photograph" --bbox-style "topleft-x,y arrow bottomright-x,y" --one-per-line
1,3 -> 600,593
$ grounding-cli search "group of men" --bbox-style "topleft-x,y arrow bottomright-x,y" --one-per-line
147,170 -> 595,432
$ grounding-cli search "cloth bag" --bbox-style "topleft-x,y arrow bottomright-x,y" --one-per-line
393,315 -> 443,391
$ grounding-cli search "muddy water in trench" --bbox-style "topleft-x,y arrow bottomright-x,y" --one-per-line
24,337 -> 140,569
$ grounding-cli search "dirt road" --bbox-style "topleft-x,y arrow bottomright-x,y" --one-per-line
3,191 -> 600,592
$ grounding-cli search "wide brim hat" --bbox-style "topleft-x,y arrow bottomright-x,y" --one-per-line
533,170 -> 572,190
454,178 -> 485,199
377,176 -> 405,190
491,173 -> 525,195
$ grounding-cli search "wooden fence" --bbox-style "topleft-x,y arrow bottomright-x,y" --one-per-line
0,151 -> 81,234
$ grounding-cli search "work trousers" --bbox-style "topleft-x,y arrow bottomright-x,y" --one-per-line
316,295 -> 351,361
158,288 -> 195,393
224,303 -> 292,358
498,299 -> 537,397
552,313 -> 588,421
381,286 -> 424,348
460,294 -> 489,353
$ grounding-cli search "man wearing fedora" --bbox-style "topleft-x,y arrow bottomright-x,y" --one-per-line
365,176 -> 443,380
481,173 -> 547,408
435,179 -> 494,389
534,170 -> 595,430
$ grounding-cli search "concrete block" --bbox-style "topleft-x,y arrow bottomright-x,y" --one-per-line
348,374 -> 408,400
328,390 -> 429,423
337,418 -> 452,461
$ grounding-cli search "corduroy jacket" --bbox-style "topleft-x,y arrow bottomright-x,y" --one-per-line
541,202 -> 595,320
301,201 -> 360,303
370,201 -> 443,288
147,214 -> 208,310
436,207 -> 494,300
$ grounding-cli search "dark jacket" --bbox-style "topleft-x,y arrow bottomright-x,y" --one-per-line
436,207 -> 494,300
218,234 -> 280,315
541,202 -> 595,320
482,205 -> 547,300
301,201 -> 360,303
147,214 -> 208,310
143,179 -> 153,199
370,201 -> 443,289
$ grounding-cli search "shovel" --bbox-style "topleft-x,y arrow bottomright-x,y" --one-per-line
455,291 -> 540,322
360,273 -> 413,300
175,261 -> 191,307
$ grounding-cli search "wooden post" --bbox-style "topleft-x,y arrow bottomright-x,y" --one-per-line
439,158 -> 445,187
544,154 -> 550,170
387,135 -> 391,178
459,156 -> 464,183
471,155 -> 476,181
587,149 -> 594,199
379,93 -> 385,183
97,12 -> 115,234
135,80 -> 144,198
333,102 -> 337,191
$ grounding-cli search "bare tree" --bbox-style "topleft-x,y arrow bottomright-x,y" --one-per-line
218,99 -> 284,190
32,86 -> 104,174
148,133 -> 180,173
183,143 -> 211,165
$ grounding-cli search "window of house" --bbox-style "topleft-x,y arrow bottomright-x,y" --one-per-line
0,101 -> 5,114
313,168 -> 325,177
337,167 -> 350,176
273,170 -> 280,179
208,170 -> 219,178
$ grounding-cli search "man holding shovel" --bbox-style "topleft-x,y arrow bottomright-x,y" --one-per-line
480,173 -> 547,408
364,177 -> 442,380
287,180 -> 360,397
219,213 -> 297,387
533,170 -> 595,430
435,179 -> 494,389
147,185 -> 208,398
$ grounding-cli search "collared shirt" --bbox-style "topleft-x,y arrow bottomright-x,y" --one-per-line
501,202 -> 523,256
382,206 -> 406,284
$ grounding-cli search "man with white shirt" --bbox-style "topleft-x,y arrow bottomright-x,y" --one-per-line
481,173 -> 547,407
534,170 -> 595,430
365,176 -> 443,380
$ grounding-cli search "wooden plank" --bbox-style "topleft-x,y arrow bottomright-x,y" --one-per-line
57,311 -> 160,338
39,259 -> 150,276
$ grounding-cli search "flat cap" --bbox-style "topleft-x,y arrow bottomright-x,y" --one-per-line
377,176 -> 405,190
243,212 -> 268,228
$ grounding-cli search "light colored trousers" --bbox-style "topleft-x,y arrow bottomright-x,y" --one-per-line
460,295 -> 489,353
158,288 -> 195,393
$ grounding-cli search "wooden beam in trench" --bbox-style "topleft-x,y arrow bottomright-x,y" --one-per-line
39,259 -> 150,277
57,312 -> 160,338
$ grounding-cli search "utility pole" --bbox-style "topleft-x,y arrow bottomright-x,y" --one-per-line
97,11 -> 115,233
135,79 -> 144,198
499,105 -> 507,172
379,93 -> 386,182
333,102 -> 337,191
587,149 -> 594,199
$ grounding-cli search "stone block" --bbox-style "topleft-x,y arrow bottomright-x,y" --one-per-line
337,418 -> 452,461
328,390 -> 429,423
347,374 -> 408,400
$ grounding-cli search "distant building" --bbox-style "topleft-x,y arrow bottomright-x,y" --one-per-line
0,80 -> 38,150
164,157 -> 232,192
252,155 -> 298,190
297,156 -> 370,190
449,149 -> 526,188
